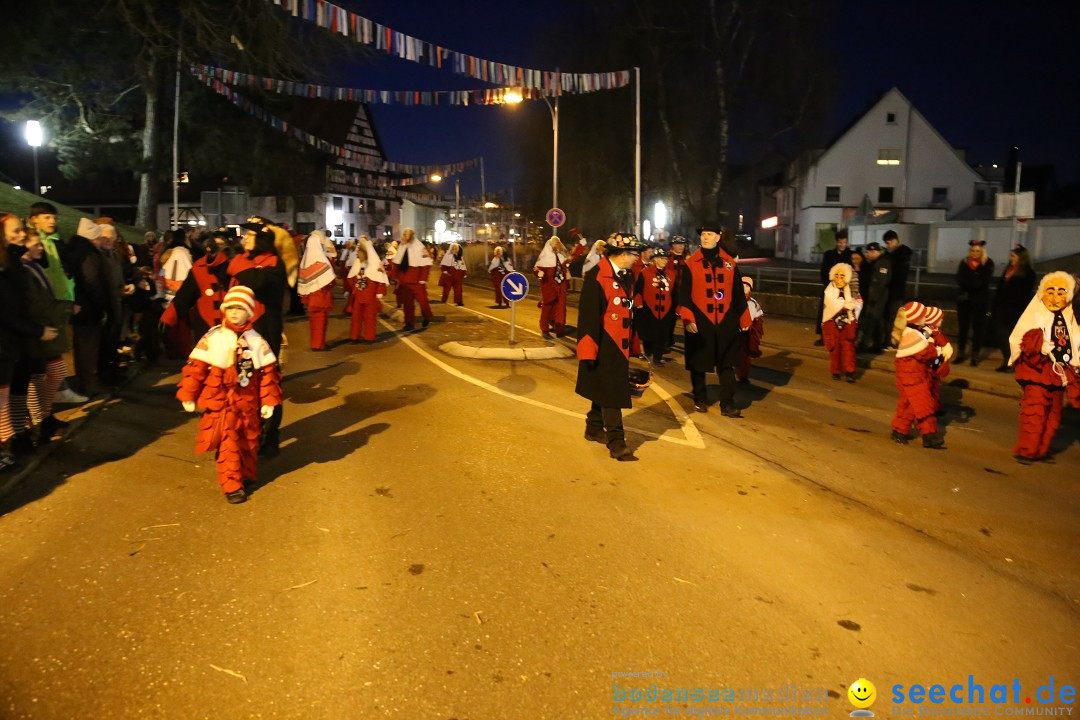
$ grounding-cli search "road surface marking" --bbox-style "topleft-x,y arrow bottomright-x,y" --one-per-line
379,314 -> 704,449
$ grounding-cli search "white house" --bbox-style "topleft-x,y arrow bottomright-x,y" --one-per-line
771,88 -> 988,263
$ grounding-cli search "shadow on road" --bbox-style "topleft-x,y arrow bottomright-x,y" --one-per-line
250,384 -> 437,495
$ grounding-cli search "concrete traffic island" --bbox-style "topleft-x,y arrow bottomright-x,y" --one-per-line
439,339 -> 574,360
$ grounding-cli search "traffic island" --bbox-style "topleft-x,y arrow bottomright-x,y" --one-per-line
439,339 -> 574,361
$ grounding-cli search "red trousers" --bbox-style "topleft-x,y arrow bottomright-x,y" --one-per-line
303,287 -> 334,350
441,270 -> 464,304
892,376 -> 938,436
213,406 -> 260,493
351,299 -> 380,341
399,282 -> 433,326
1014,385 -> 1064,460
163,320 -> 193,359
538,288 -> 568,334
823,321 -> 857,374
491,272 -> 507,306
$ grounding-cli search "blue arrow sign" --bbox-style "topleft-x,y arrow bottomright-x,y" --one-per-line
501,272 -> 529,303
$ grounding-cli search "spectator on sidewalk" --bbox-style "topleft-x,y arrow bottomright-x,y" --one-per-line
96,224 -> 129,386
989,245 -> 1036,372
883,230 -> 912,339
65,218 -> 109,396
859,242 -> 892,352
849,248 -> 864,298
954,239 -> 995,366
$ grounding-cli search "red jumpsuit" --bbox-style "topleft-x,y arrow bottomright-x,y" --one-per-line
396,264 -> 433,327
892,330 -> 939,437
535,259 -> 570,335
736,300 -> 764,381
925,327 -> 952,412
177,322 -> 282,494
302,286 -> 334,350
348,275 -> 386,341
1013,328 -> 1080,460
440,262 -> 466,304
822,318 -> 857,375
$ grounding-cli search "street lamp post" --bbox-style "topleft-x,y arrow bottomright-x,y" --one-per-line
504,87 -> 559,236
25,121 -> 43,195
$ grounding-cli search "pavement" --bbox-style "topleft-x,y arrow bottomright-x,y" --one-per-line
0,282 -> 1075,719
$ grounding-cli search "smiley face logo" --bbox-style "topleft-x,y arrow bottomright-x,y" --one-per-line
848,678 -> 876,709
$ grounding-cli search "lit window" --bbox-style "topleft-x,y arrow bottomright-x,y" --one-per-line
877,149 -> 901,165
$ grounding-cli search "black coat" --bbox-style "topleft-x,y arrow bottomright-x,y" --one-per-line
864,254 -> 892,318
991,267 -> 1036,329
955,258 -> 995,306
575,260 -> 635,409
0,253 -> 45,363
820,247 -> 854,284
20,257 -> 72,358
677,248 -> 749,373
887,244 -> 912,301
229,251 -> 287,356
65,235 -> 108,326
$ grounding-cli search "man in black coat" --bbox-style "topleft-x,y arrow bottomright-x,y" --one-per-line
859,242 -> 892,352
816,229 -> 854,342
678,224 -> 751,416
576,234 -> 648,462
883,229 -> 912,338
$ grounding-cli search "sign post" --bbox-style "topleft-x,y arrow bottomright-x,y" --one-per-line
500,271 -> 529,343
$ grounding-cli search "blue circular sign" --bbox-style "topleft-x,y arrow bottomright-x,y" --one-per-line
500,272 -> 530,303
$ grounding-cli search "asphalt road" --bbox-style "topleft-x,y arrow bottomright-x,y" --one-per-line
0,283 -> 1077,720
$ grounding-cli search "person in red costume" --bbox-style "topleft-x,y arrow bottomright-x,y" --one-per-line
821,263 -> 861,382
569,229 -> 588,261
346,237 -> 388,342
160,230 -> 237,339
438,242 -> 467,305
736,276 -> 765,383
176,286 -> 282,504
576,233 -> 649,461
633,248 -> 677,366
390,228 -> 433,331
297,230 -> 336,351
920,306 -> 954,415
678,224 -> 751,416
1008,271 -> 1080,464
534,236 -> 571,339
891,301 -> 946,449
488,246 -> 514,308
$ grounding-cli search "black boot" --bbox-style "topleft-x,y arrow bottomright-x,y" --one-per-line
0,439 -> 20,472
922,432 -> 946,449
606,433 -> 637,461
584,424 -> 606,444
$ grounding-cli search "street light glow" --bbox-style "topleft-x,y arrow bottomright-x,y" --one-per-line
25,120 -> 43,148
430,174 -> 443,182
761,215 -> 779,229
434,219 -> 446,233
654,201 -> 667,231
503,88 -> 523,104
643,219 -> 652,241
483,202 -> 498,209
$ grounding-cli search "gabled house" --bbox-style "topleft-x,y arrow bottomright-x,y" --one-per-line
770,88 -> 989,262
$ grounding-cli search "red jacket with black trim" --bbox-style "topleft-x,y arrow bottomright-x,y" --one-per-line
161,253 -> 230,336
575,259 -> 636,409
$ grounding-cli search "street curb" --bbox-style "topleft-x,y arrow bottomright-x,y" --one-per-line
439,340 -> 573,361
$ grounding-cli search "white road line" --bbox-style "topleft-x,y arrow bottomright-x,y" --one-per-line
378,312 -> 704,449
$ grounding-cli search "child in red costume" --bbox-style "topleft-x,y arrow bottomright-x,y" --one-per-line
534,236 -> 571,339
346,237 -> 388,342
921,306 -> 954,414
821,263 -> 861,382
736,277 -> 765,382
177,286 -> 282,504
1008,271 -> 1080,464
297,230 -> 336,351
891,301 -> 946,449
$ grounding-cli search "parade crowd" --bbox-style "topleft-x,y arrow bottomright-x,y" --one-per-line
0,209 -> 1077,500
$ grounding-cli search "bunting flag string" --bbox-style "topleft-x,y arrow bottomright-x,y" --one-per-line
266,0 -> 631,94
191,63 -> 549,106
192,68 -> 478,177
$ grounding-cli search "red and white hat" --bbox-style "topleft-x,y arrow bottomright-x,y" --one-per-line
902,301 -> 929,326
923,306 -> 944,327
221,285 -> 256,317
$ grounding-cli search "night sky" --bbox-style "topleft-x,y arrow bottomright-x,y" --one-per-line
1,0 -> 1077,201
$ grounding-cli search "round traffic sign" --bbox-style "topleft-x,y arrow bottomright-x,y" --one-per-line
500,272 -> 529,303
546,207 -> 566,228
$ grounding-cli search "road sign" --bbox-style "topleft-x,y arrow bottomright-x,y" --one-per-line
995,191 -> 1035,220
501,272 -> 529,303
546,207 -> 566,228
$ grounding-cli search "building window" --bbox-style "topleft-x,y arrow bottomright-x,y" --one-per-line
349,223 -> 356,237
334,224 -> 344,237
296,221 -> 316,235
976,188 -> 988,205
275,196 -> 288,214
878,187 -> 895,204
295,195 -> 315,213
931,187 -> 949,204
368,224 -> 378,238
886,112 -> 897,124
332,196 -> 343,210
825,185 -> 841,203
384,225 -> 393,237
877,149 -> 901,166
358,200 -> 366,212
347,198 -> 354,213
383,201 -> 391,213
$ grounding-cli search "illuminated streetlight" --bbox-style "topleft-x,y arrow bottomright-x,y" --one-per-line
654,201 -> 667,231
25,120 -> 43,195
643,219 -> 652,241
430,173 -> 443,182
503,88 -> 523,104
483,201 -> 498,209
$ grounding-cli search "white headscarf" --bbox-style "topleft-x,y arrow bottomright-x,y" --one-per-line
392,232 -> 432,267
582,240 -> 606,274
822,264 -> 861,323
488,249 -> 514,273
159,245 -> 193,303
298,230 -> 335,296
1008,271 -> 1079,367
348,237 -> 390,285
534,237 -> 567,268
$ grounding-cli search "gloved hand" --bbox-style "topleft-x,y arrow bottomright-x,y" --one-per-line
376,294 -> 384,299
537,270 -> 545,279
686,322 -> 699,334
419,280 -> 426,285
182,400 -> 196,412
260,405 -> 274,419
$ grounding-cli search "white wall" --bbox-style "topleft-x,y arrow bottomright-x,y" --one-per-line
927,219 -> 1080,272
